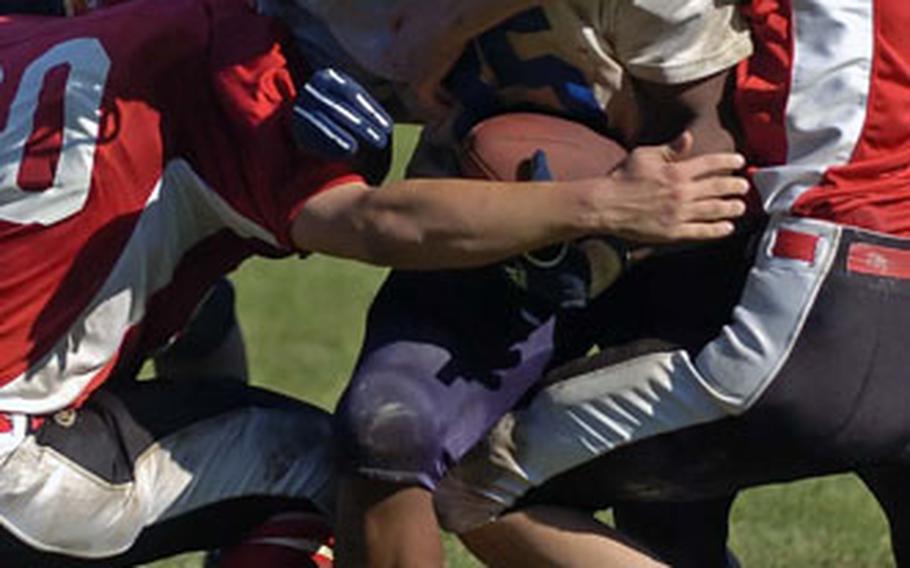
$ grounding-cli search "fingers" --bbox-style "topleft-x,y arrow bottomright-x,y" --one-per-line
622,141 -> 746,185
673,152 -> 747,180
690,176 -> 751,199
308,68 -> 393,150
292,104 -> 359,158
604,131 -> 752,244
670,221 -> 737,241
327,68 -> 393,137
628,178 -> 747,243
681,196 -> 747,223
671,178 -> 748,229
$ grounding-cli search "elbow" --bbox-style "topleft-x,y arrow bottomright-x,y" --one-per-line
309,186 -> 498,270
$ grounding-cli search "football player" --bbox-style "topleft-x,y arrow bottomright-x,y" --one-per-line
0,0 -> 748,565
0,0 -> 251,385
284,1 -> 758,566
434,1 -> 910,566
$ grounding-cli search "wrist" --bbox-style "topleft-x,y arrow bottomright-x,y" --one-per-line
568,178 -> 621,237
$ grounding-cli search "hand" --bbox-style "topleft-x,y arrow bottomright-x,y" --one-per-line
292,68 -> 393,160
593,132 -> 749,243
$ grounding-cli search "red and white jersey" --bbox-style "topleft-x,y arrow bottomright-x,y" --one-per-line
0,0 -> 360,415
737,0 -> 910,235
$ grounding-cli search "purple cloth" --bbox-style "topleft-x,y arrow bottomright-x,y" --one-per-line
335,268 -> 557,489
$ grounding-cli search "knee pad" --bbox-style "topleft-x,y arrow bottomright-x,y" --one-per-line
335,371 -> 447,487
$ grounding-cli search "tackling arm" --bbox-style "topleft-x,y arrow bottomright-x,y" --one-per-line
608,0 -> 751,154
292,176 -> 591,270
291,133 -> 749,270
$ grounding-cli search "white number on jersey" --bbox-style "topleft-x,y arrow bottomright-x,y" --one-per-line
0,38 -> 110,226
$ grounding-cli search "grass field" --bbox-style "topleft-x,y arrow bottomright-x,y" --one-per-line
148,128 -> 895,567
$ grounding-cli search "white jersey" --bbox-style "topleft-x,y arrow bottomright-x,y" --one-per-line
290,0 -> 751,134
285,0 -> 751,176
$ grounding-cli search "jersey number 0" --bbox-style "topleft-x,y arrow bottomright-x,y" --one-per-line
0,38 -> 110,226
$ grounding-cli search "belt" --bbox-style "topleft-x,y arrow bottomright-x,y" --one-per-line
774,224 -> 910,280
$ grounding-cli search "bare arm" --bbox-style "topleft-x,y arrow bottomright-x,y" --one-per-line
293,177 -> 591,270
291,134 -> 748,270
462,507 -> 667,568
634,70 -> 740,155
632,69 -> 764,238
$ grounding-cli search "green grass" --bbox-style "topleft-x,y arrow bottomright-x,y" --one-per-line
146,127 -> 895,567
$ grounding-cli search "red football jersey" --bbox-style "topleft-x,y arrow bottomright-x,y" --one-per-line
0,0 -> 361,414
736,0 -> 910,235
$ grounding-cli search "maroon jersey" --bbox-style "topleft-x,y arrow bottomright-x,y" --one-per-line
0,0 -> 361,415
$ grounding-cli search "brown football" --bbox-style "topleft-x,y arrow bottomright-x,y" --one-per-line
458,113 -> 628,182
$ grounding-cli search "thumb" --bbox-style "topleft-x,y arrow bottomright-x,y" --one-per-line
665,131 -> 694,161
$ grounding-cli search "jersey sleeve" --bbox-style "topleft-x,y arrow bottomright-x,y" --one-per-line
203,0 -> 364,250
608,0 -> 753,85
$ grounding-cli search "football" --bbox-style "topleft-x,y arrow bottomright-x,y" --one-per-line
458,113 -> 631,306
458,113 -> 628,181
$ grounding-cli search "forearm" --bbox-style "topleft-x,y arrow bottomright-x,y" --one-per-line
635,71 -> 738,155
293,179 -> 595,270
676,75 -> 738,156
292,139 -> 748,271
685,110 -> 737,156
